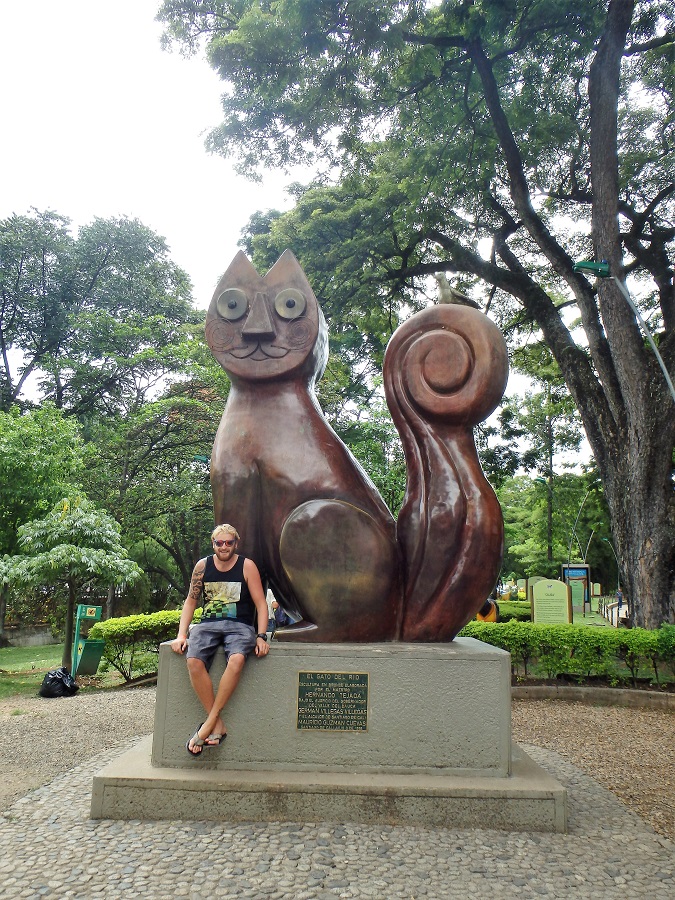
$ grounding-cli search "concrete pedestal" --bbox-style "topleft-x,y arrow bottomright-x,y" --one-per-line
91,639 -> 567,831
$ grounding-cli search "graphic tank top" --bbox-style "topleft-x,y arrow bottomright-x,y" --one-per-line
201,554 -> 255,626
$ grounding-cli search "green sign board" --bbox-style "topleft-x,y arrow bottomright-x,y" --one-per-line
561,564 -> 591,608
532,580 -> 572,624
570,580 -> 585,605
72,604 -> 103,676
297,671 -> 369,731
74,639 -> 105,676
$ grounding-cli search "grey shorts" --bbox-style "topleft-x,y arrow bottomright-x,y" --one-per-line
186,619 -> 257,670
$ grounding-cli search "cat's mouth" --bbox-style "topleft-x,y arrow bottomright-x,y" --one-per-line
228,342 -> 290,360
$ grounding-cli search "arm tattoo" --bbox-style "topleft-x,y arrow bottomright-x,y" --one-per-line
187,559 -> 206,603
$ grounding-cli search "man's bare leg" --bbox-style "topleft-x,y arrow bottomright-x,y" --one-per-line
186,657 -> 226,752
194,653 -> 246,744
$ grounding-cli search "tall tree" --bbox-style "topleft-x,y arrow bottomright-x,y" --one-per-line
82,337 -> 231,604
0,210 -> 199,416
499,473 -> 613,583
0,404 -> 86,634
6,497 -> 142,668
511,343 -> 583,562
159,0 -> 675,627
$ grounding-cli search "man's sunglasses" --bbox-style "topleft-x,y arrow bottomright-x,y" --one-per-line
213,538 -> 236,547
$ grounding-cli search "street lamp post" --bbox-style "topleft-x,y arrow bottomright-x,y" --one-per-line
565,482 -> 600,617
566,484 -> 597,572
602,538 -> 621,591
583,526 -> 601,563
573,261 -> 675,405
534,474 -> 586,565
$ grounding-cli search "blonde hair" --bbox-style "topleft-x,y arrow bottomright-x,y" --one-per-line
211,523 -> 240,541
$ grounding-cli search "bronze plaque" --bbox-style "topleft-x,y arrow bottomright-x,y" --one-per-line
297,671 -> 368,731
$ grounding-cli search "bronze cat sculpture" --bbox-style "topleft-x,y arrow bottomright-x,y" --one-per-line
205,250 -> 508,642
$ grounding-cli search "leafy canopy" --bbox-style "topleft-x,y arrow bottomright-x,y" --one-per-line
8,496 -> 143,590
0,404 -> 87,555
0,209 -> 199,416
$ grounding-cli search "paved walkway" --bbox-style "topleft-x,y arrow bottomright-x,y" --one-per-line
0,739 -> 673,899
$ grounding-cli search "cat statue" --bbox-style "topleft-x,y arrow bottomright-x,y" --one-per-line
204,249 -> 508,642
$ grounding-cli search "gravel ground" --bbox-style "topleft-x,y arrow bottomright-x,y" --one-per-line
511,698 -> 675,841
1,687 -> 673,842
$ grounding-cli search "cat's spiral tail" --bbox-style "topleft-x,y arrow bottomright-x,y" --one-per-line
383,303 -> 509,641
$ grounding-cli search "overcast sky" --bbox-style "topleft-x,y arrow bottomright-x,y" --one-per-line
0,0 -> 300,309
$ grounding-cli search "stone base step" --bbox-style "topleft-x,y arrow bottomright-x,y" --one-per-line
91,737 -> 566,832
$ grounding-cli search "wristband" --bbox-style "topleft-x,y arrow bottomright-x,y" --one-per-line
256,633 -> 268,641
177,634 -> 188,640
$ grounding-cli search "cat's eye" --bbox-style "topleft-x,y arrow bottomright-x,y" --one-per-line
274,288 -> 306,320
216,288 -> 248,321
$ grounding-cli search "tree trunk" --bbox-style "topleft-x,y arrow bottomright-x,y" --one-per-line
0,583 -> 7,637
105,583 -> 116,620
62,579 -> 77,670
600,411 -> 675,627
545,404 -> 554,564
587,0 -> 675,627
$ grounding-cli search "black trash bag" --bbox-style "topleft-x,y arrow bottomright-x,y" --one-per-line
39,666 -> 79,698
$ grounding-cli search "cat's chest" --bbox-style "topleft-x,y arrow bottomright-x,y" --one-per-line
215,392 -> 337,471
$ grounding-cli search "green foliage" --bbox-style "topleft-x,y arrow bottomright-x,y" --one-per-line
0,405 -> 87,555
90,609 -> 189,681
6,497 -> 143,668
460,621 -> 674,686
615,628 -> 661,686
0,209 -> 220,616
0,209 -> 198,417
334,388 -> 406,515
497,600 -> 531,623
657,625 -> 675,678
498,474 -> 613,585
82,364 -> 229,604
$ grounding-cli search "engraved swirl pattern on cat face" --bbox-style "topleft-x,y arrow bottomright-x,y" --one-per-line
205,250 -> 326,383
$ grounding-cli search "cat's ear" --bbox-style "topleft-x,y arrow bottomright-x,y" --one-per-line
213,250 -> 262,296
263,249 -> 316,299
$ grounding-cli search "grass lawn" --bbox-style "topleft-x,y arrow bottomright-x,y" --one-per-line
0,643 -> 124,701
0,643 -> 65,701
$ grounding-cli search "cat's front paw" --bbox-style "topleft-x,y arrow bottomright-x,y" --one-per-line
278,500 -> 401,642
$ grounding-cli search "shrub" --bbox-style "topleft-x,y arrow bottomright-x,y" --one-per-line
497,600 -> 531,623
657,625 -> 675,679
89,609 -> 189,682
458,621 -> 675,685
614,628 -> 660,686
461,620 -> 538,677
568,627 -> 620,683
531,623 -> 573,680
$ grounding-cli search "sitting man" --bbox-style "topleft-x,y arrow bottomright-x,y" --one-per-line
171,523 -> 269,756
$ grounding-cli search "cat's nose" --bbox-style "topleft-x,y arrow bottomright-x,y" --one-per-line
242,292 -> 276,341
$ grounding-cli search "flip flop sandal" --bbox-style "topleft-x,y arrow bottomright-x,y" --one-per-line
186,724 -> 207,756
206,732 -> 227,746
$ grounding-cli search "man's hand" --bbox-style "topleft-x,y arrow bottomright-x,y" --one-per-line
254,636 -> 269,657
171,635 -> 188,654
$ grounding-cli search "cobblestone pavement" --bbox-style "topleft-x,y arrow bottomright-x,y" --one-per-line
0,739 -> 673,899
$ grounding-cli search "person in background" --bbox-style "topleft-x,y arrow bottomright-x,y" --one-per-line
271,596 -> 292,630
476,597 -> 499,623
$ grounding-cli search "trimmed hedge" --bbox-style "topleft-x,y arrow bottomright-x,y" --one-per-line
459,621 -> 675,686
89,610 -> 187,682
496,600 -> 532,623
91,611 -> 675,687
